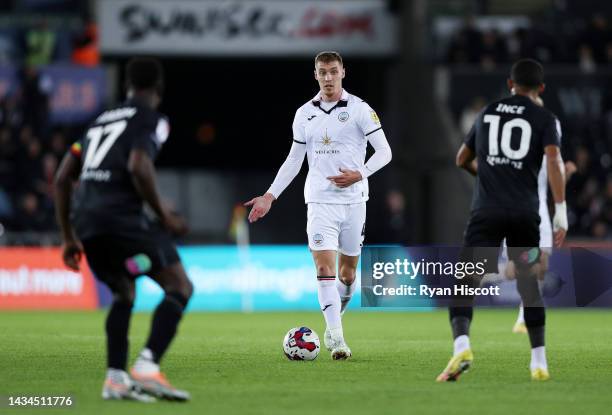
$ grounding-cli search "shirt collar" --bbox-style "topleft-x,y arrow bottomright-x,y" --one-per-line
312,89 -> 349,105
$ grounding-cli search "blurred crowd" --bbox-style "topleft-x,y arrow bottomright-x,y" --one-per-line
0,12 -> 98,242
445,15 -> 612,72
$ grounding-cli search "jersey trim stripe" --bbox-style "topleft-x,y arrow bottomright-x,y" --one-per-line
365,126 -> 382,136
293,139 -> 306,144
311,99 -> 348,115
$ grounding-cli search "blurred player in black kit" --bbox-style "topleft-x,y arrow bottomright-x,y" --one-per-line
55,58 -> 192,402
436,59 -> 567,382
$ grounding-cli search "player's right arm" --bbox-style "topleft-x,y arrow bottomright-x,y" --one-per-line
245,109 -> 307,223
456,117 -> 478,176
456,144 -> 477,176
54,144 -> 84,271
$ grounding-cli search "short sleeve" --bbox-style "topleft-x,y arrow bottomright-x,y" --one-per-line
542,115 -> 561,148
292,108 -> 306,144
132,115 -> 170,159
357,102 -> 382,137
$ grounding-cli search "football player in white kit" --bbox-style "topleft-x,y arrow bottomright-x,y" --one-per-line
245,51 -> 392,360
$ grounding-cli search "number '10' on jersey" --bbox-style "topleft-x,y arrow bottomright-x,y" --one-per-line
465,94 -> 561,214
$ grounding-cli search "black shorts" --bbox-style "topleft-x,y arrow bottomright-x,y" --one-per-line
462,208 -> 540,273
81,229 -> 180,286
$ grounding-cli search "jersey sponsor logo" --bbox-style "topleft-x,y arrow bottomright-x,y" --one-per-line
95,107 -> 137,124
370,110 -> 380,124
338,111 -> 349,122
314,130 -> 340,155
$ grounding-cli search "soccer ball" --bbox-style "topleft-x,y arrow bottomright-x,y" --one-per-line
283,327 -> 320,361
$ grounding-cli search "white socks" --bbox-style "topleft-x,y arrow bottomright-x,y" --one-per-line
453,335 -> 471,356
132,348 -> 160,375
106,368 -> 130,384
516,304 -> 525,324
336,278 -> 357,304
530,346 -> 548,370
317,277 -> 342,331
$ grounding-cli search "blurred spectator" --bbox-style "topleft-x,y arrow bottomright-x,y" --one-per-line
480,30 -> 508,68
72,16 -> 99,67
591,220 -> 610,240
383,189 -> 413,244
24,19 -> 56,67
40,152 -> 58,202
17,135 -> 44,192
578,15 -> 611,64
49,129 -> 67,159
20,66 -> 52,139
11,191 -> 53,232
460,96 -> 486,136
0,31 -> 17,64
578,44 -> 597,73
446,17 -> 483,64
0,96 -> 23,129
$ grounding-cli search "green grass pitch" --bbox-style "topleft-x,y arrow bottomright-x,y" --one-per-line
1,309 -> 611,415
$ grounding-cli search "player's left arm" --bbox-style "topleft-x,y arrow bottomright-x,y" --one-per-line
54,147 -> 84,271
328,104 -> 392,188
456,117 -> 478,176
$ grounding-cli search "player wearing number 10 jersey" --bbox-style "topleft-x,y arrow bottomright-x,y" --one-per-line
55,58 -> 192,402
436,59 -> 568,382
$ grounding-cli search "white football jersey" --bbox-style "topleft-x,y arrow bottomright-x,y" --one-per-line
293,89 -> 382,204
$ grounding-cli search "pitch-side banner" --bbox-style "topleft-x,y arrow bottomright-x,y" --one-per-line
0,248 -> 98,310
98,0 -> 397,56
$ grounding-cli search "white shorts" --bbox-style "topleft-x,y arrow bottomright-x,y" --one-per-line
306,202 -> 366,257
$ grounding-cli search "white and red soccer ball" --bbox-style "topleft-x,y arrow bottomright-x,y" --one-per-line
283,327 -> 320,361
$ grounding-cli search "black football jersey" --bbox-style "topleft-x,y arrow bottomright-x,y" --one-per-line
69,97 -> 169,239
465,94 -> 561,213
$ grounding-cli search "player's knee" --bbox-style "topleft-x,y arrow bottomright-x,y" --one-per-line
516,275 -> 543,307
523,306 -> 545,328
183,278 -> 194,300
339,265 -> 356,285
111,282 -> 135,305
164,277 -> 193,301
166,290 -> 190,309
316,264 -> 335,277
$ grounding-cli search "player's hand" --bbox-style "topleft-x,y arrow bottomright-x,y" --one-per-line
552,201 -> 568,248
244,193 -> 274,223
327,168 -> 362,188
62,238 -> 84,271
162,210 -> 189,236
564,161 -> 577,180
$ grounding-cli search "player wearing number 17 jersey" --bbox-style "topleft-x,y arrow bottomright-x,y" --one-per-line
55,58 -> 192,402
436,59 -> 568,382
